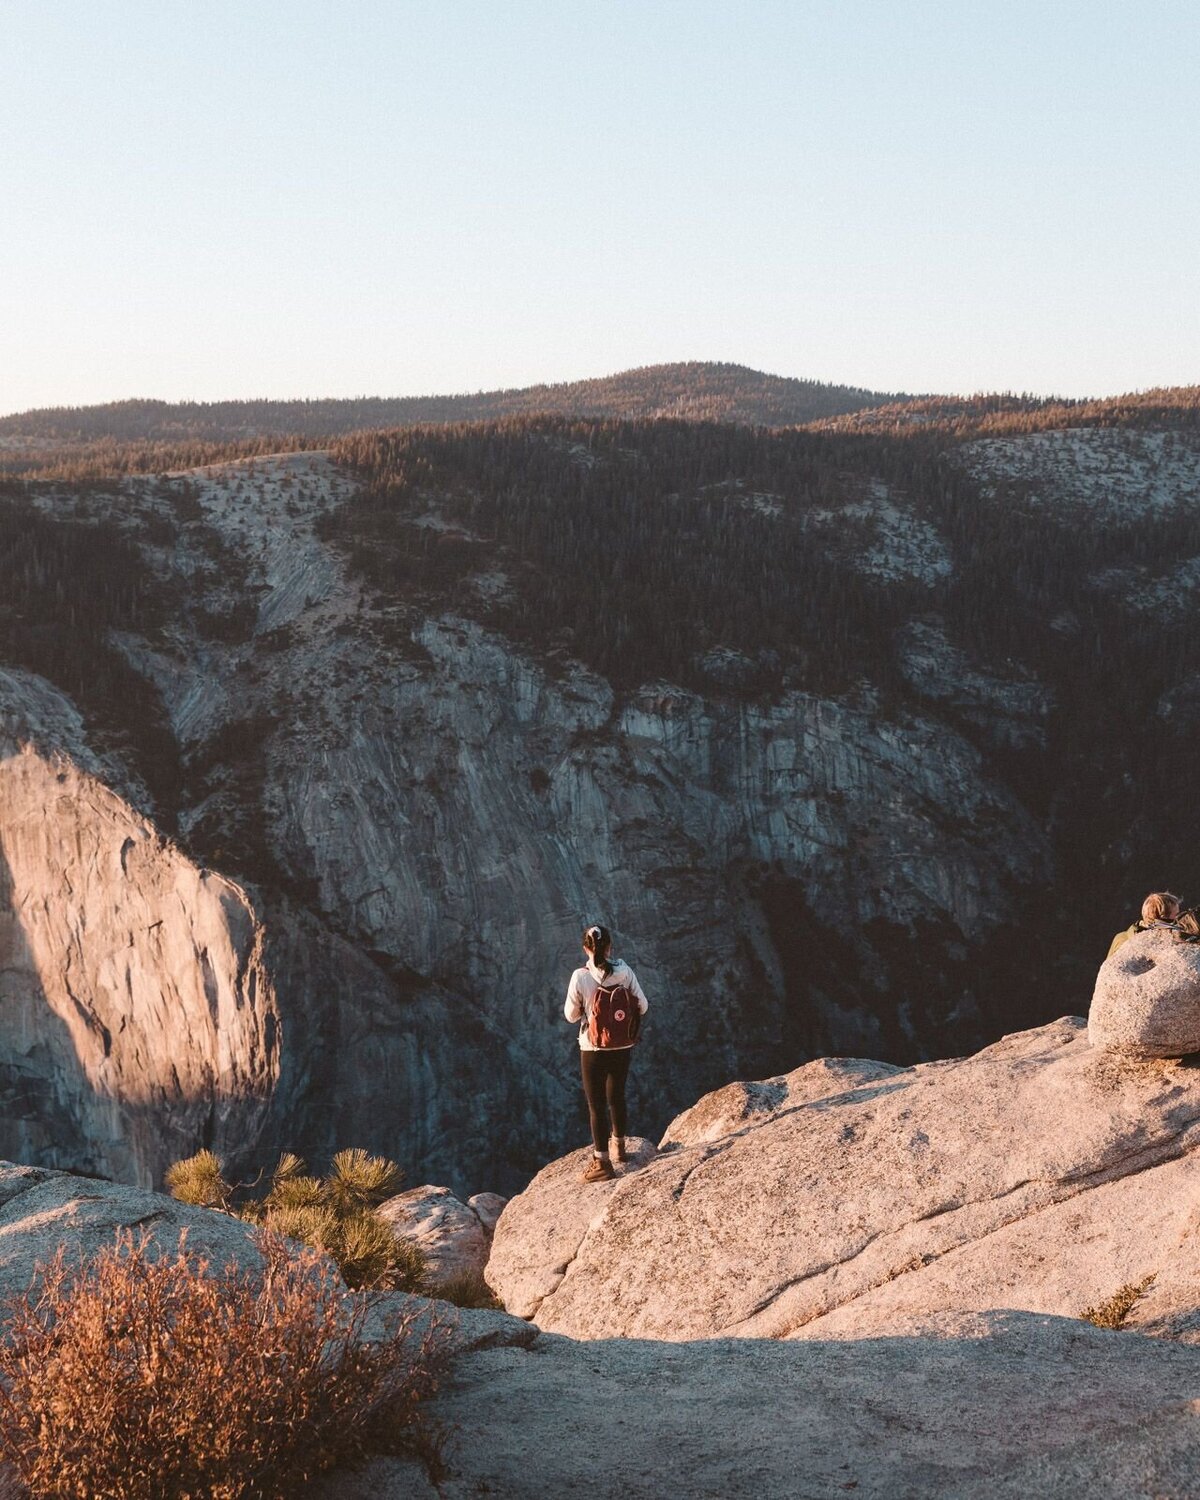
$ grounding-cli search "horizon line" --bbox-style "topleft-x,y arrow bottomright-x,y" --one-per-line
3,359 -> 1197,424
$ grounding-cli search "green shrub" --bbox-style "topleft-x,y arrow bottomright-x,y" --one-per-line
0,1229 -> 445,1500
325,1148 -> 402,1216
167,1149 -> 425,1292
164,1148 -> 230,1210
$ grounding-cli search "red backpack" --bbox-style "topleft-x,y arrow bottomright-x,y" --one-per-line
588,979 -> 642,1049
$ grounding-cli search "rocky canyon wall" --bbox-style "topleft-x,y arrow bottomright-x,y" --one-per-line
3,426 -> 1197,1194
0,670 -> 279,1186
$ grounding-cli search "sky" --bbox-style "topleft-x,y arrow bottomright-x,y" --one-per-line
1,0 -> 1197,414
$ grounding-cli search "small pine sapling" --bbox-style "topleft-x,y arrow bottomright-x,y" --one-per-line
165,1147 -> 426,1291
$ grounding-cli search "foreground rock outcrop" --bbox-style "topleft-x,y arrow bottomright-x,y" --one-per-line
319,1312 -> 1200,1500
0,1160 -> 271,1300
1089,927 -> 1200,1057
377,1184 -> 499,1283
7,1095 -> 1200,1500
488,1019 -> 1200,1341
0,1160 -> 534,1361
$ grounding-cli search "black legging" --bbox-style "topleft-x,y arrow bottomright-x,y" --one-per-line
580,1048 -> 632,1152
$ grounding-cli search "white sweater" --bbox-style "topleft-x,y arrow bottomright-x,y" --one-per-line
564,959 -> 650,1052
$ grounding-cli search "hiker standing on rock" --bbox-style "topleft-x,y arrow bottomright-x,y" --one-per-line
564,924 -> 649,1183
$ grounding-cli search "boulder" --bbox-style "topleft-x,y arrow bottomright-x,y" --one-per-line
466,1191 -> 507,1238
483,1138 -> 657,1318
377,1185 -> 490,1285
487,1019 -> 1200,1341
0,1161 -> 269,1302
660,1055 -> 902,1147
1089,927 -> 1200,1057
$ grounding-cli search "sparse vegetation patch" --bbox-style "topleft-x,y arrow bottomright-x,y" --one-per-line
0,1229 -> 444,1500
1080,1274 -> 1156,1329
166,1147 -> 427,1291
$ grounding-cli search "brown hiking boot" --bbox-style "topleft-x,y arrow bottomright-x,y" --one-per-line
613,1137 -> 630,1163
582,1156 -> 615,1183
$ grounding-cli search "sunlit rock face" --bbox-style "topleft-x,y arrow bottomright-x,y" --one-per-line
0,671 -> 279,1187
487,1019 -> 1200,1343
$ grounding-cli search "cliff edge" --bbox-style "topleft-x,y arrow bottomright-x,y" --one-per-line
488,1018 -> 1200,1343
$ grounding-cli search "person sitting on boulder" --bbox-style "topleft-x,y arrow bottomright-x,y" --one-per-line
1107,891 -> 1183,958
564,923 -> 649,1183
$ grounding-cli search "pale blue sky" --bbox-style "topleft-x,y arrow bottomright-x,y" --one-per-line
2,1 -> 1196,414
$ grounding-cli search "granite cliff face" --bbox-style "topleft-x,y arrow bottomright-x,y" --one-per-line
0,671 -> 278,1186
3,419 -> 1199,1194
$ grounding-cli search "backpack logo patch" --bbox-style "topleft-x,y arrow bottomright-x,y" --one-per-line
588,983 -> 641,1049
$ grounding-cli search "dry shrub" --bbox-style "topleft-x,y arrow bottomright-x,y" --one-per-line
431,1269 -> 504,1310
0,1228 -> 446,1499
1081,1274 -> 1156,1330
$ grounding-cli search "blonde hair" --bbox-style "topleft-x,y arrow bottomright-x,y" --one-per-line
1142,891 -> 1182,923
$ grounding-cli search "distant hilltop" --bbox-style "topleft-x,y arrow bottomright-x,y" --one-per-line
2,361 -> 1196,480
0,363 -> 901,449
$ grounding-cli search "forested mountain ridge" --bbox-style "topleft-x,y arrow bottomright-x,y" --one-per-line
2,397 -> 1200,1196
0,363 -> 899,478
812,385 -> 1200,438
4,364 -> 1193,482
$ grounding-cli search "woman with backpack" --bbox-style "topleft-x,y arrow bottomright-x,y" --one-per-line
564,923 -> 649,1182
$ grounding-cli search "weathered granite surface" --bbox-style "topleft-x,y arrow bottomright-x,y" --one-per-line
0,1161 -> 269,1299
659,1055 -> 902,1147
317,1312 -> 1200,1500
488,1019 -> 1200,1342
1089,927 -> 1200,1057
485,1138 -> 657,1320
377,1184 -> 491,1284
466,1191 -> 506,1238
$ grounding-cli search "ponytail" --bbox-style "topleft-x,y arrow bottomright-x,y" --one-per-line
583,923 -> 613,978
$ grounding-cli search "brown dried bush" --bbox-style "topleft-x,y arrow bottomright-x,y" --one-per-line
430,1269 -> 504,1311
0,1228 -> 446,1500
1080,1273 -> 1156,1330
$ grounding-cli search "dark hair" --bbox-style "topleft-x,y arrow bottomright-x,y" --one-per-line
582,923 -> 613,977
